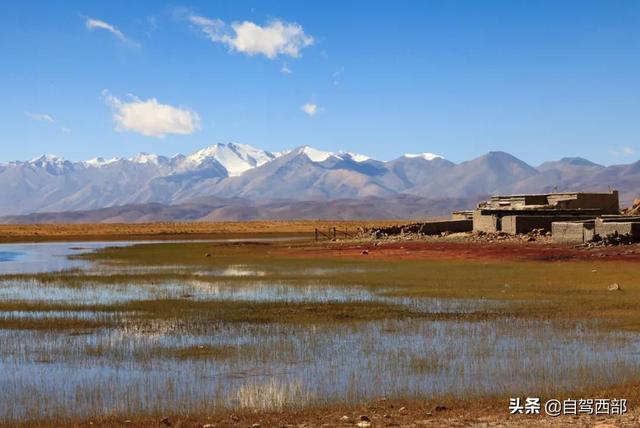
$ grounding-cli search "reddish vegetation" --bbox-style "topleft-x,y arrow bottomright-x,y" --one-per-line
288,240 -> 640,263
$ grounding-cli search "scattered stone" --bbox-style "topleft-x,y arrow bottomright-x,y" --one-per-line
361,250 -> 369,255
252,424 -> 261,428
356,422 -> 371,428
608,283 -> 621,291
124,421 -> 132,425
587,231 -> 635,247
202,424 -> 215,428
160,417 -> 171,426
230,415 -> 240,422
399,406 -> 407,414
434,405 -> 450,412
339,415 -> 351,422
383,414 -> 391,419
359,415 -> 370,422
204,253 -> 212,257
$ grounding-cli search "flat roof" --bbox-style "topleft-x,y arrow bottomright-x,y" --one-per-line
489,191 -> 617,198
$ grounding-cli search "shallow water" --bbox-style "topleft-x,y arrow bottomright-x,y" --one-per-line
1,241 -> 640,422
0,242 -> 137,274
0,238 -> 304,274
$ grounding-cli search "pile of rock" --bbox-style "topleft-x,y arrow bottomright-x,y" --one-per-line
470,229 -> 551,243
585,231 -> 635,247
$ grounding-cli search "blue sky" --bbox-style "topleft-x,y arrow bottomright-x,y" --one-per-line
1,0 -> 639,165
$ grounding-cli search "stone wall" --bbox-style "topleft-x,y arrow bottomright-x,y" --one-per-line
367,219 -> 472,236
547,191 -> 619,214
501,215 -> 598,235
595,219 -> 640,240
552,221 -> 595,244
472,210 -> 498,233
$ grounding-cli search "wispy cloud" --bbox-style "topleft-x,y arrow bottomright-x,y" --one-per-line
102,90 -> 200,138
187,14 -> 314,59
332,66 -> 344,86
85,17 -> 139,47
280,63 -> 292,74
26,112 -> 55,123
611,146 -> 635,157
301,103 -> 319,117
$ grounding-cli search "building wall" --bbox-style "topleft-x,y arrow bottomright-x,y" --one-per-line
547,192 -> 619,214
552,221 -> 595,244
473,210 -> 498,233
417,219 -> 472,234
451,211 -> 473,220
501,215 -> 598,234
595,219 -> 640,240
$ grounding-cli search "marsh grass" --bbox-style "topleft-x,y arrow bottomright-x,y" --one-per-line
75,241 -> 640,329
3,240 -> 640,423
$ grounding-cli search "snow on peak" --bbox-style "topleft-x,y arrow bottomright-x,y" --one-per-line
129,153 -> 167,166
296,146 -> 336,162
339,151 -> 370,162
29,154 -> 66,165
184,143 -> 277,176
403,152 -> 444,161
84,157 -> 119,167
27,154 -> 73,174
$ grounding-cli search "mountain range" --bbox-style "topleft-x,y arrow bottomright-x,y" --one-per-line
0,143 -> 638,222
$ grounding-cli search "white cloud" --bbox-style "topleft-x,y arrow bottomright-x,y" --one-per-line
61,127 -> 71,134
301,103 -> 319,117
26,112 -> 55,123
188,14 -> 313,59
85,17 -> 138,46
102,90 -> 200,138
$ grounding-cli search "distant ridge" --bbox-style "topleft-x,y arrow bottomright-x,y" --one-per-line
0,143 -> 638,218
0,196 -> 474,223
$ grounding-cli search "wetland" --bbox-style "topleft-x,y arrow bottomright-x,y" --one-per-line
1,238 -> 639,426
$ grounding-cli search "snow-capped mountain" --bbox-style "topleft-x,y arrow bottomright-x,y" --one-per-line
181,143 -> 278,176
0,143 -> 637,217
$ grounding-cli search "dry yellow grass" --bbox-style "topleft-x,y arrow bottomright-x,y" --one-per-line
0,220 -> 403,242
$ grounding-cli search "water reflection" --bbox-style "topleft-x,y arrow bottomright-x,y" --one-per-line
0,242 -> 132,274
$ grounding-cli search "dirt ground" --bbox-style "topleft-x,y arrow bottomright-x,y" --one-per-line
286,233 -> 640,263
14,398 -> 638,427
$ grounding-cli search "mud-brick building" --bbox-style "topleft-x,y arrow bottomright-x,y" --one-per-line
553,215 -> 640,244
473,191 -> 619,234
